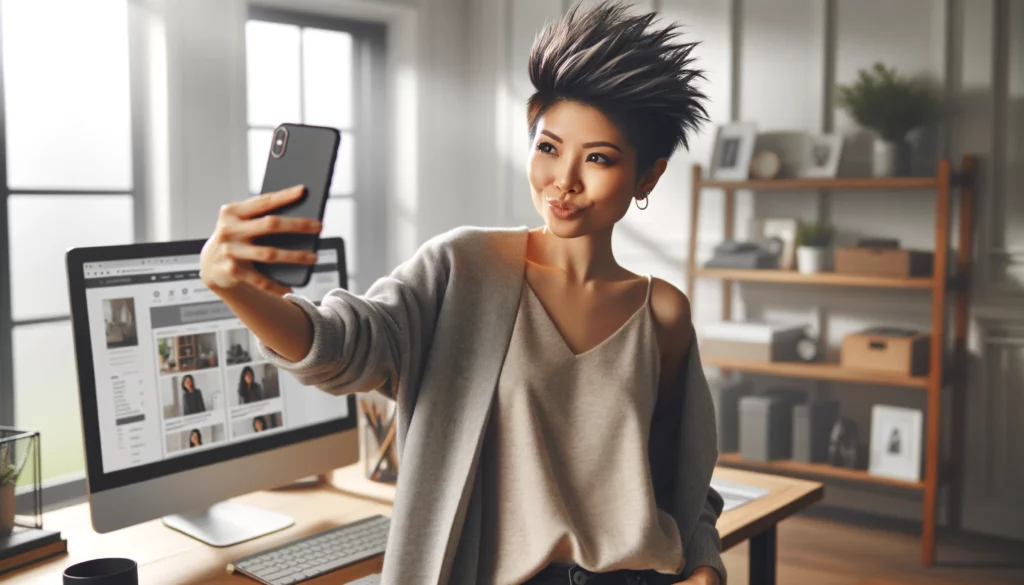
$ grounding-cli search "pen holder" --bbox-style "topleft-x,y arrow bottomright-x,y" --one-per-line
358,394 -> 399,484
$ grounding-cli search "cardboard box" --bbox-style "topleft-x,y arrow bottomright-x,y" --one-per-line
701,322 -> 805,363
840,328 -> 930,376
834,247 -> 933,278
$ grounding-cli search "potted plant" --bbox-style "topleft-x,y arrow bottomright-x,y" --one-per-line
0,442 -> 23,535
796,222 -> 835,274
836,62 -> 944,177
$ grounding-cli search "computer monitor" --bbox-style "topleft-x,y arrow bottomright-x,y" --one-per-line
65,237 -> 360,547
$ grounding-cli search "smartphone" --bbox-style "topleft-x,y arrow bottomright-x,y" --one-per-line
251,123 -> 340,287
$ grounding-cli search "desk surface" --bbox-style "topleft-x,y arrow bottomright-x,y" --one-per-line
6,465 -> 822,584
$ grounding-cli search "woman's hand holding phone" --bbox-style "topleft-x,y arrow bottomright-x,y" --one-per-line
200,185 -> 323,297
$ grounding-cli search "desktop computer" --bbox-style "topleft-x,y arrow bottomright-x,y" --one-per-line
65,237 -> 364,549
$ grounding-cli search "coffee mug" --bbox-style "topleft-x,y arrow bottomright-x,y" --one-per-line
63,558 -> 138,585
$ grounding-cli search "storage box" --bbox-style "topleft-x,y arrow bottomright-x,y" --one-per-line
834,247 -> 933,278
738,389 -> 805,461
840,328 -> 930,376
701,322 -> 805,363
792,400 -> 840,463
709,377 -> 754,452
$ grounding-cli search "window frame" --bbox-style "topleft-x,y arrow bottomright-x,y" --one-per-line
245,7 -> 389,294
0,0 -> 148,509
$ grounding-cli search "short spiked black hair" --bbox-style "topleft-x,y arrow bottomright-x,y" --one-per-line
527,0 -> 708,180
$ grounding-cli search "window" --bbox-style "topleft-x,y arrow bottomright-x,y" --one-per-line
245,10 -> 387,294
0,0 -> 141,487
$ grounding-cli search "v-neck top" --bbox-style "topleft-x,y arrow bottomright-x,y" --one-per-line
476,274 -> 685,585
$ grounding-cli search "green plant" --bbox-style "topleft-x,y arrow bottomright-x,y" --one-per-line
796,222 -> 835,248
836,62 -> 944,142
158,338 -> 170,362
0,443 -> 21,486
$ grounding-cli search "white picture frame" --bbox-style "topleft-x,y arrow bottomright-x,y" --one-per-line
798,134 -> 844,178
710,123 -> 758,181
869,405 -> 923,482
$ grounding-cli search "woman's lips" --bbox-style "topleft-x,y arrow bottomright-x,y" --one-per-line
548,200 -> 584,220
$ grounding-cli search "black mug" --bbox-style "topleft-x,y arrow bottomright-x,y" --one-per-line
63,558 -> 138,585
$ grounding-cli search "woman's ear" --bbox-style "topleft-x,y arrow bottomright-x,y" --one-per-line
639,157 -> 669,194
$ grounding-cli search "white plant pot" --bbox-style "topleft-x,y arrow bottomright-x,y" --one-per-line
873,138 -> 910,177
797,246 -> 828,274
0,483 -> 14,536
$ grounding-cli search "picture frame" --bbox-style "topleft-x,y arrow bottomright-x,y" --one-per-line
798,133 -> 844,178
868,404 -> 923,482
710,123 -> 758,181
756,217 -> 800,270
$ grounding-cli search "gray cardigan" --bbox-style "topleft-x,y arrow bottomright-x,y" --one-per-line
258,226 -> 726,585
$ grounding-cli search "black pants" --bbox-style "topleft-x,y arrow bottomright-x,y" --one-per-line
522,563 -> 682,585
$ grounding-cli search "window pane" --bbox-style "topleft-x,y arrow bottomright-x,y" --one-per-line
323,197 -> 356,273
246,21 -> 301,127
9,195 -> 133,321
2,0 -> 132,191
331,131 -> 355,196
302,28 -> 353,129
248,129 -> 274,194
13,320 -> 85,480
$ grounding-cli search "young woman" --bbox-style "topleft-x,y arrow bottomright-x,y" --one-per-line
238,366 -> 263,404
200,2 -> 724,584
181,374 -> 206,416
188,429 -> 202,448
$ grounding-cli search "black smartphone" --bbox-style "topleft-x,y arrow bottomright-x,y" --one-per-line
251,123 -> 340,287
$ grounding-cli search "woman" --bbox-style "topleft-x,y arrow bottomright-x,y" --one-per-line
188,429 -> 202,448
238,366 -> 263,404
181,374 -> 206,415
199,3 -> 724,584
252,416 -> 266,433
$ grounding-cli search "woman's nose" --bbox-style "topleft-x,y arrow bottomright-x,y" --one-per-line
554,160 -> 582,195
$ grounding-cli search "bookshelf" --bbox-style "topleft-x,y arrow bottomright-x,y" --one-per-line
688,156 -> 977,565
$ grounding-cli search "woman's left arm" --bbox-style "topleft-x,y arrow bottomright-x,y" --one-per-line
649,280 -> 727,585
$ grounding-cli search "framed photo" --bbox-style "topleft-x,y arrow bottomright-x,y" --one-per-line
710,123 -> 758,181
869,405 -> 923,482
798,134 -> 844,178
756,218 -> 799,270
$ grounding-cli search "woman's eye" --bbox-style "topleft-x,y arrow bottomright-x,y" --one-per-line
588,153 -> 613,165
536,141 -> 556,154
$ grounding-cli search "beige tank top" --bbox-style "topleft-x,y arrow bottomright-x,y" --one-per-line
477,275 -> 684,585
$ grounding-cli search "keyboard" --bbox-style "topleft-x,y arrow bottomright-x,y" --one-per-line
229,514 -> 390,585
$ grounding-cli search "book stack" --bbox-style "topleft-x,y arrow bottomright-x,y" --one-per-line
0,526 -> 67,576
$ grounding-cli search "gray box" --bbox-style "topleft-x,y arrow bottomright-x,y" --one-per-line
739,390 -> 806,461
709,377 -> 754,452
792,400 -> 840,463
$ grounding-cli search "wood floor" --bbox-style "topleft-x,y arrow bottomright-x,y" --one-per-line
720,510 -> 1024,584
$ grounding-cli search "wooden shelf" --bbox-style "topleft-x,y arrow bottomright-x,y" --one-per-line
699,176 -> 939,191
717,453 -> 925,490
696,268 -> 934,289
702,356 -> 929,389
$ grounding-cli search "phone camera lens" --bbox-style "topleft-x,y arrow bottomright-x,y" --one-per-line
271,127 -> 288,158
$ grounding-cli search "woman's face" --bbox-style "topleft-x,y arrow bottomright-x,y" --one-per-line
190,432 -> 199,445
244,371 -> 253,384
184,377 -> 194,391
254,419 -> 264,432
527,100 -> 655,239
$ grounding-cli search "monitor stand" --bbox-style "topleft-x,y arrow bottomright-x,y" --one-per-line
163,501 -> 294,547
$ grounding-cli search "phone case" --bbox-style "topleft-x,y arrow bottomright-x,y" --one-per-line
252,123 -> 340,287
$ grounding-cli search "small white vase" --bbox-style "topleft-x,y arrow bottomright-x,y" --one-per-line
797,246 -> 828,274
873,138 -> 910,177
0,483 -> 14,536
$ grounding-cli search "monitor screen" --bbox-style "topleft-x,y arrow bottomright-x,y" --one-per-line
74,243 -> 349,478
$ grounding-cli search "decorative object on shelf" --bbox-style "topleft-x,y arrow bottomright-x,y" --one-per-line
756,218 -> 799,270
836,62 -> 944,177
708,377 -> 754,453
0,428 -> 41,537
358,395 -> 398,483
795,334 -> 820,363
792,400 -> 840,463
750,150 -> 781,179
798,134 -> 844,178
739,389 -> 806,462
869,405 -> 923,482
795,221 -> 835,274
709,122 -> 757,180
827,418 -> 860,469
834,246 -> 933,278
704,239 -> 779,270
841,327 -> 930,376
701,321 -> 805,363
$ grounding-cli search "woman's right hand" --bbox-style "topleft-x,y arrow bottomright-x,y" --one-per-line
200,185 -> 323,296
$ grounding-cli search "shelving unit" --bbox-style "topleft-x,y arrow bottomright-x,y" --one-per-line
687,156 -> 977,565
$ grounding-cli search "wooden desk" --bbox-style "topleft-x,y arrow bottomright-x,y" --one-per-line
5,465 -> 821,585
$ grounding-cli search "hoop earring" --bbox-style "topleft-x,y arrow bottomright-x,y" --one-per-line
635,192 -> 650,210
